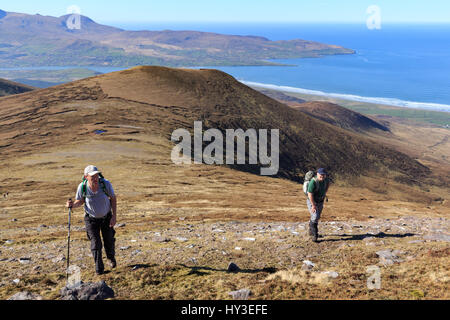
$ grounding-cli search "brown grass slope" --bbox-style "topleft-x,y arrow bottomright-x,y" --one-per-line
0,66 -> 428,184
0,78 -> 35,97
0,66 -> 448,301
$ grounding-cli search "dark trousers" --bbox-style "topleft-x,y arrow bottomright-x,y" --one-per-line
84,212 -> 115,272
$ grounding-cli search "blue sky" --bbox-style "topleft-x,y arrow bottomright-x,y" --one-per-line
1,0 -> 449,23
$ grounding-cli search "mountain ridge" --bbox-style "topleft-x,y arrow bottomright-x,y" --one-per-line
0,77 -> 35,96
0,9 -> 355,67
0,66 -> 429,185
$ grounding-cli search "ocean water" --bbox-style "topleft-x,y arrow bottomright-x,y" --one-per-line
113,22 -> 450,112
3,23 -> 449,112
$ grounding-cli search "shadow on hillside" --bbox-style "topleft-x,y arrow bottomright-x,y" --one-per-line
178,264 -> 277,276
320,232 -> 416,243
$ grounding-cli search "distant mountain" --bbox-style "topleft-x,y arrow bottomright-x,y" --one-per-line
293,101 -> 390,133
0,66 -> 428,184
0,78 -> 35,96
0,10 -> 355,67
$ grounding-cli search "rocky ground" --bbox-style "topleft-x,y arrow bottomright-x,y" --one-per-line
1,214 -> 448,300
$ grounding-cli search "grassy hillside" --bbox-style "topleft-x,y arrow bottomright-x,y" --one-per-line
0,66 -> 430,184
0,66 -> 448,301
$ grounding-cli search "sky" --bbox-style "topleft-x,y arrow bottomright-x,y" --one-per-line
1,0 -> 449,24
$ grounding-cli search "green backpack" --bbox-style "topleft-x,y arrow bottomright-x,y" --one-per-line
81,173 -> 110,199
303,171 -> 317,195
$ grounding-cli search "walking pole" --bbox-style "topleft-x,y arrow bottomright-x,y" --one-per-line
66,199 -> 72,283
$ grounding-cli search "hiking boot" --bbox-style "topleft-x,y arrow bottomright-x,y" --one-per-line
310,222 -> 319,243
309,221 -> 314,236
108,257 -> 117,269
92,250 -> 104,275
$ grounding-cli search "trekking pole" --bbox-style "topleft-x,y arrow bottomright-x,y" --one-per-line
66,199 -> 72,282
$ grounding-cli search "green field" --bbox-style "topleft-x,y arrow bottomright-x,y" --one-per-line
250,86 -> 450,128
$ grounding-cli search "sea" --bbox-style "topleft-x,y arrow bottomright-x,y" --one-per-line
113,22 -> 450,112
4,22 -> 450,112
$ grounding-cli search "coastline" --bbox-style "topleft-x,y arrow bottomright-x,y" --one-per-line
244,81 -> 450,114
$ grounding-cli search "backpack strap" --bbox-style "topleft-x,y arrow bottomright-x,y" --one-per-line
312,177 -> 320,193
99,178 -> 110,198
81,175 -> 110,200
82,178 -> 88,199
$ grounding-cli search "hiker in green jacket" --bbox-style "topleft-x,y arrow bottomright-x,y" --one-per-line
307,168 -> 330,243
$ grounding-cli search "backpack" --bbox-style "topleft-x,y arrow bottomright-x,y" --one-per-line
303,171 -> 316,195
303,171 -> 329,196
81,173 -> 110,199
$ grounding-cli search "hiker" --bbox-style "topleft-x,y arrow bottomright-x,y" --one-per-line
66,165 -> 117,275
305,168 -> 330,243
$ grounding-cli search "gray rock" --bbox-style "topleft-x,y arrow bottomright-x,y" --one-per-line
322,271 -> 339,279
19,257 -> 32,264
376,249 -> 404,266
423,233 -> 450,242
51,255 -> 66,263
227,262 -> 241,273
132,250 -> 142,256
153,236 -> 170,243
301,260 -> 315,270
116,223 -> 126,228
120,246 -> 131,250
60,281 -> 114,300
408,240 -> 424,244
229,289 -> 251,300
8,291 -> 43,300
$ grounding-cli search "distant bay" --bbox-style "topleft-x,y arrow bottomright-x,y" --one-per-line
3,22 -> 450,112
110,22 -> 450,112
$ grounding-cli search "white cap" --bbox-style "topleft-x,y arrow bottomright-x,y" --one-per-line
84,165 -> 101,177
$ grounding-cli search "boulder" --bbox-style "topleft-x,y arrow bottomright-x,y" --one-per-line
301,260 -> 315,271
228,289 -> 251,300
8,291 -> 43,300
227,262 -> 241,273
376,249 -> 404,266
60,281 -> 114,300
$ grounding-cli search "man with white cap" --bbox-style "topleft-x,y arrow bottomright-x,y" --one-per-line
66,165 -> 117,275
